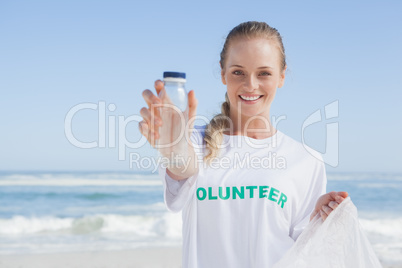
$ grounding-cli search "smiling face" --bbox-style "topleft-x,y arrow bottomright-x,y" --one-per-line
221,37 -> 286,122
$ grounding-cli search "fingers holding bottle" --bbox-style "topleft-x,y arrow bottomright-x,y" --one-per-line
154,78 -> 198,129
154,79 -> 164,96
138,120 -> 155,147
187,89 -> 198,128
140,77 -> 199,158
139,87 -> 163,147
139,109 -> 160,147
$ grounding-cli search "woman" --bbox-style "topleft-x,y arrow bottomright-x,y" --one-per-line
139,21 -> 348,268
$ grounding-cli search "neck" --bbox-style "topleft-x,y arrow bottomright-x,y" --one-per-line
225,110 -> 277,139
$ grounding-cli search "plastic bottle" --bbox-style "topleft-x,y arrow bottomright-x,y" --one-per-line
156,71 -> 189,167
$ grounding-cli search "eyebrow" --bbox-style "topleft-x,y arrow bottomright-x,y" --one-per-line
229,64 -> 274,69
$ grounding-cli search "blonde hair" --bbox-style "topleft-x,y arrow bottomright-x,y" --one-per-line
204,21 -> 287,163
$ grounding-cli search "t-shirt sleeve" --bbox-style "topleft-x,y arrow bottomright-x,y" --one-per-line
158,126 -> 205,213
289,157 -> 327,241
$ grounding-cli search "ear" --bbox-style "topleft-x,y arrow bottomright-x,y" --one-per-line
221,69 -> 227,85
219,61 -> 227,85
278,65 -> 286,88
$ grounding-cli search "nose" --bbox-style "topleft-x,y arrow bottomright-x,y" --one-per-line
244,75 -> 258,92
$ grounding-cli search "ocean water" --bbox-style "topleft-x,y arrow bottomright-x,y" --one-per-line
0,172 -> 182,255
0,171 -> 401,266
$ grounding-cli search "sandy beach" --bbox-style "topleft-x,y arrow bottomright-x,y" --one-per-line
0,247 -> 182,268
1,247 -> 401,268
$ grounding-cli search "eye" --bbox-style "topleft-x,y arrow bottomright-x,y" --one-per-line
232,70 -> 244,76
259,71 -> 271,76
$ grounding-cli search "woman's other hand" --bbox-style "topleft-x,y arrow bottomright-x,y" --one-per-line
310,191 -> 349,221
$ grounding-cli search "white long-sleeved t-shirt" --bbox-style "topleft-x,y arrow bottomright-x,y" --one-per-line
159,125 -> 327,268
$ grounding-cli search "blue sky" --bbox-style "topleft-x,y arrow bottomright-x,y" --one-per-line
1,0 -> 401,172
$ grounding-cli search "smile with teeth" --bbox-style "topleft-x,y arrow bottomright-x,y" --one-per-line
239,95 -> 263,101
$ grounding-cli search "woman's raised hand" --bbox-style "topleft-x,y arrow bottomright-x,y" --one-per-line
138,80 -> 198,148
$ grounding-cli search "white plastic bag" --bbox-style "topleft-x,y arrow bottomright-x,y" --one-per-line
274,197 -> 382,268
